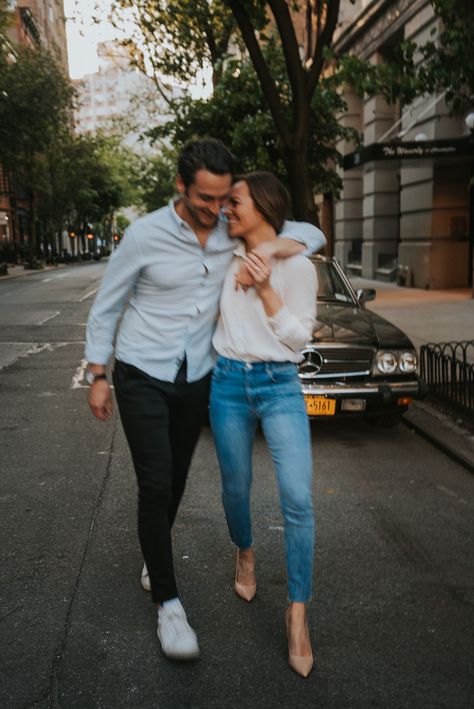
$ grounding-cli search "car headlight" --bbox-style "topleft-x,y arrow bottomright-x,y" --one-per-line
399,351 -> 417,373
376,351 -> 397,374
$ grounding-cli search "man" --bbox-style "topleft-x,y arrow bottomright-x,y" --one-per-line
85,139 -> 326,661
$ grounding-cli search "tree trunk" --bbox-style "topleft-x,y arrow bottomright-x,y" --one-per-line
281,144 -> 320,229
27,195 -> 37,268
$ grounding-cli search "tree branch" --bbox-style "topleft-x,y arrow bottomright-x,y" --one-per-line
267,0 -> 306,109
307,0 -> 340,98
226,0 -> 291,144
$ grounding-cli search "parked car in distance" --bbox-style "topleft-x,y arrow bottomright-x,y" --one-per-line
299,256 -> 424,426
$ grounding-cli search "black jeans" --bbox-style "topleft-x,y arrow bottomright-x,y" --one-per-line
113,359 -> 210,603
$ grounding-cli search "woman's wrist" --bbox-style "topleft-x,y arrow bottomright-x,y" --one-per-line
257,284 -> 283,317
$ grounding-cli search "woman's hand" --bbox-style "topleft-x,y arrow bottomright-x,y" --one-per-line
243,252 -> 272,292
244,252 -> 283,317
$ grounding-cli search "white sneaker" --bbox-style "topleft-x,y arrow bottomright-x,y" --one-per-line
157,599 -> 200,660
141,563 -> 151,592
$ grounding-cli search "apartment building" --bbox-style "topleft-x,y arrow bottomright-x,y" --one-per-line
333,0 -> 473,289
74,41 -> 176,150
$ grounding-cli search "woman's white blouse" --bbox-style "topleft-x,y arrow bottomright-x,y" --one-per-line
212,247 -> 317,363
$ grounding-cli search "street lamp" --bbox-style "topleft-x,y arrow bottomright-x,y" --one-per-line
465,112 -> 474,293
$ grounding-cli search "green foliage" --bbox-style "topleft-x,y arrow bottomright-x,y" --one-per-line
133,147 -> 177,213
338,0 -> 474,114
116,214 -> 131,231
111,0 -> 238,87
415,0 -> 474,112
0,43 -> 140,257
0,47 -> 74,188
44,132 -> 141,232
150,43 -> 359,202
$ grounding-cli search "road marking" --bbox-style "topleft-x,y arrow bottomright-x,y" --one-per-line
436,485 -> 468,505
78,287 -> 98,303
38,311 -> 60,326
42,278 -> 52,283
72,358 -> 88,389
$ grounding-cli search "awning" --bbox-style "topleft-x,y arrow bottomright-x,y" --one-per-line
344,137 -> 474,170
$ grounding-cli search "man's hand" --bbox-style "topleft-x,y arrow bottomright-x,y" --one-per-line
234,261 -> 254,291
88,381 -> 113,421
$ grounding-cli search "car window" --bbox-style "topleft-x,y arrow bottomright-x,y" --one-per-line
314,261 -> 354,304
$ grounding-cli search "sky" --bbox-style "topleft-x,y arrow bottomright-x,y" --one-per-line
63,0 -> 211,96
64,0 -> 124,79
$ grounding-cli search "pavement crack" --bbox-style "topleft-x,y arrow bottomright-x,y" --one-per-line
47,418 -> 119,708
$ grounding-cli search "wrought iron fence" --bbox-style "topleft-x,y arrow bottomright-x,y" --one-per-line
420,341 -> 474,415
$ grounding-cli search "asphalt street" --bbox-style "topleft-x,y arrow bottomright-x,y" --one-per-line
1,262 -> 473,709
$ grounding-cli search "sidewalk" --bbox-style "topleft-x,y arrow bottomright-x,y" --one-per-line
0,262 -> 68,280
350,276 -> 474,473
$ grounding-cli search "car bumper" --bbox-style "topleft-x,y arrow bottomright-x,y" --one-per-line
300,377 -> 427,417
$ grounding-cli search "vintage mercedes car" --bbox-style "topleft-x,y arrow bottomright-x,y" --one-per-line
299,256 -> 425,425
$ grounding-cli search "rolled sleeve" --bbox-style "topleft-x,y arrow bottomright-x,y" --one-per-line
266,256 -> 317,353
280,221 -> 327,255
267,305 -> 310,352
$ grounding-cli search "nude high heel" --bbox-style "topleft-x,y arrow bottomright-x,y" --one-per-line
285,606 -> 314,678
234,549 -> 257,602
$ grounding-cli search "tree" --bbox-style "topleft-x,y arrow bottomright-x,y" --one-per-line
152,42 -> 357,208
119,0 -> 346,224
0,46 -> 75,264
413,0 -> 474,113
222,0 -> 343,224
111,0 -> 238,92
132,147 -> 177,213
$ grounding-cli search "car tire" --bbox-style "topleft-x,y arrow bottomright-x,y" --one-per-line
365,413 -> 403,427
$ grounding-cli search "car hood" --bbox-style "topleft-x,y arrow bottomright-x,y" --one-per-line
310,303 -> 415,350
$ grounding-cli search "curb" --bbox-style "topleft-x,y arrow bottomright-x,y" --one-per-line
0,259 -> 105,281
402,400 -> 474,474
0,264 -> 67,281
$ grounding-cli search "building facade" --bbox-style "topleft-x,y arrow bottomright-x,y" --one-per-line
332,0 -> 472,289
73,41 -> 175,150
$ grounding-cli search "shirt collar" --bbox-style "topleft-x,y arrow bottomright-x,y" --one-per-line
232,240 -> 246,258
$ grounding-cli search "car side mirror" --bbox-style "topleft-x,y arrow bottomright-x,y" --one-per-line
356,288 -> 376,305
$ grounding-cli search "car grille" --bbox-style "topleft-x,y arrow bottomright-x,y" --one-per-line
298,346 -> 375,379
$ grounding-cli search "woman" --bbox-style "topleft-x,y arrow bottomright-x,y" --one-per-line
210,172 -> 317,677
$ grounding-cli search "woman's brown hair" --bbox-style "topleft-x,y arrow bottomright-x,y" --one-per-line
235,171 -> 290,233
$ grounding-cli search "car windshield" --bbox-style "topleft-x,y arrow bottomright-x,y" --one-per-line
312,260 -> 355,304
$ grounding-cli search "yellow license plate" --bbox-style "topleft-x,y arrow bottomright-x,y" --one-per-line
305,395 -> 336,416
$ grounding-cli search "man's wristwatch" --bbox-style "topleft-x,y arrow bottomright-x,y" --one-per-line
85,368 -> 107,385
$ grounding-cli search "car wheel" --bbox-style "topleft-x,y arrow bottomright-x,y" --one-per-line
365,413 -> 403,427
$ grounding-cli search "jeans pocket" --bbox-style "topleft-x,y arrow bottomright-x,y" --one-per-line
267,362 -> 298,384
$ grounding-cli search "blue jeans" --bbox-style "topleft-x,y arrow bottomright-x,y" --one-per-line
209,356 -> 314,602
